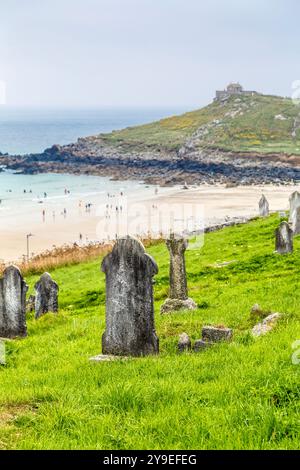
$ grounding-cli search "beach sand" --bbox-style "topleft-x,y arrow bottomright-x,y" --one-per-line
0,183 -> 297,263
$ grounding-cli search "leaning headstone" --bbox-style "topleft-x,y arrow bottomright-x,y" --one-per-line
289,191 -> 300,223
161,234 -> 197,313
34,272 -> 59,319
101,236 -> 159,357
275,221 -> 293,254
259,195 -> 269,217
0,266 -> 28,338
177,333 -> 191,353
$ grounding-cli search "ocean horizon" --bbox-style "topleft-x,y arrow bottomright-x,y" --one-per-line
0,106 -> 188,156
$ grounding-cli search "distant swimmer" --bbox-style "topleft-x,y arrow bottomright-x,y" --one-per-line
44,192 -> 47,198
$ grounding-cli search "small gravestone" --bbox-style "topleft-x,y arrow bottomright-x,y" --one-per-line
292,206 -> 300,235
26,295 -> 36,313
0,266 -> 28,338
101,236 -> 159,357
252,313 -> 282,337
289,191 -> 300,223
202,326 -> 233,342
194,325 -> 233,352
161,234 -> 196,313
178,333 -> 191,353
259,195 -> 269,217
34,272 -> 59,319
194,339 -> 213,352
275,221 -> 293,254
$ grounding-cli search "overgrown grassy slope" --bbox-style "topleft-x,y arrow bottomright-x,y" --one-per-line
99,94 -> 300,154
1,215 -> 300,449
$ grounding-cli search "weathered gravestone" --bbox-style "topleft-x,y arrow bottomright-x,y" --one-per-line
177,332 -> 191,353
259,194 -> 269,217
275,221 -> 293,254
291,206 -> 300,235
0,266 -> 28,338
34,272 -> 59,319
101,236 -> 159,356
161,234 -> 196,313
289,191 -> 300,224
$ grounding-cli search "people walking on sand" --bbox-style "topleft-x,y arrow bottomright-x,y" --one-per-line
42,209 -> 46,222
79,233 -> 83,243
63,208 -> 67,218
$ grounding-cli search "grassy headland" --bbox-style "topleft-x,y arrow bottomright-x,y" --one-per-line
99,94 -> 300,155
1,214 -> 300,449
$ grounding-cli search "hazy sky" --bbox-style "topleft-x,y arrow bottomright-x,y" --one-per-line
0,0 -> 299,108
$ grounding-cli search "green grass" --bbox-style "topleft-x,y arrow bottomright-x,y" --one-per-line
97,94 -> 300,155
1,214 -> 300,449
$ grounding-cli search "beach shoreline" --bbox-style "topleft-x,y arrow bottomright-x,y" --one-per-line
0,174 -> 297,264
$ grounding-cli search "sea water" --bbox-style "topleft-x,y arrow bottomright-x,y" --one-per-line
0,106 -> 186,155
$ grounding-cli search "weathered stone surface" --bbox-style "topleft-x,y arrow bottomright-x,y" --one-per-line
34,272 -> 59,319
101,236 -> 159,357
289,191 -> 300,223
252,313 -> 282,337
291,206 -> 300,235
194,339 -> 214,352
26,295 -> 36,313
0,266 -> 28,338
161,234 -> 196,313
259,194 -> 269,217
178,333 -> 191,353
275,221 -> 293,254
202,326 -> 233,343
161,297 -> 197,314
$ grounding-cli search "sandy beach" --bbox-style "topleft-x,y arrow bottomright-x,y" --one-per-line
0,179 -> 298,264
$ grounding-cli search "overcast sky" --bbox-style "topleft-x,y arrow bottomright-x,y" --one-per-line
0,0 -> 299,108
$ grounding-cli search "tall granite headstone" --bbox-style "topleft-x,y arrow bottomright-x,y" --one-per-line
0,266 -> 28,338
289,191 -> 300,224
101,236 -> 159,356
259,194 -> 269,217
34,272 -> 59,319
161,234 -> 197,313
275,221 -> 293,254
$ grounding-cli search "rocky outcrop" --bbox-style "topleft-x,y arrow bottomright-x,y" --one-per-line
2,136 -> 300,186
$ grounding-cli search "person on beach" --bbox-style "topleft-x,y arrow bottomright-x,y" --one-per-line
42,209 -> 45,222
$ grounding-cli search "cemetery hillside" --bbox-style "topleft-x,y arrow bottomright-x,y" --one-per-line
1,213 -> 300,450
